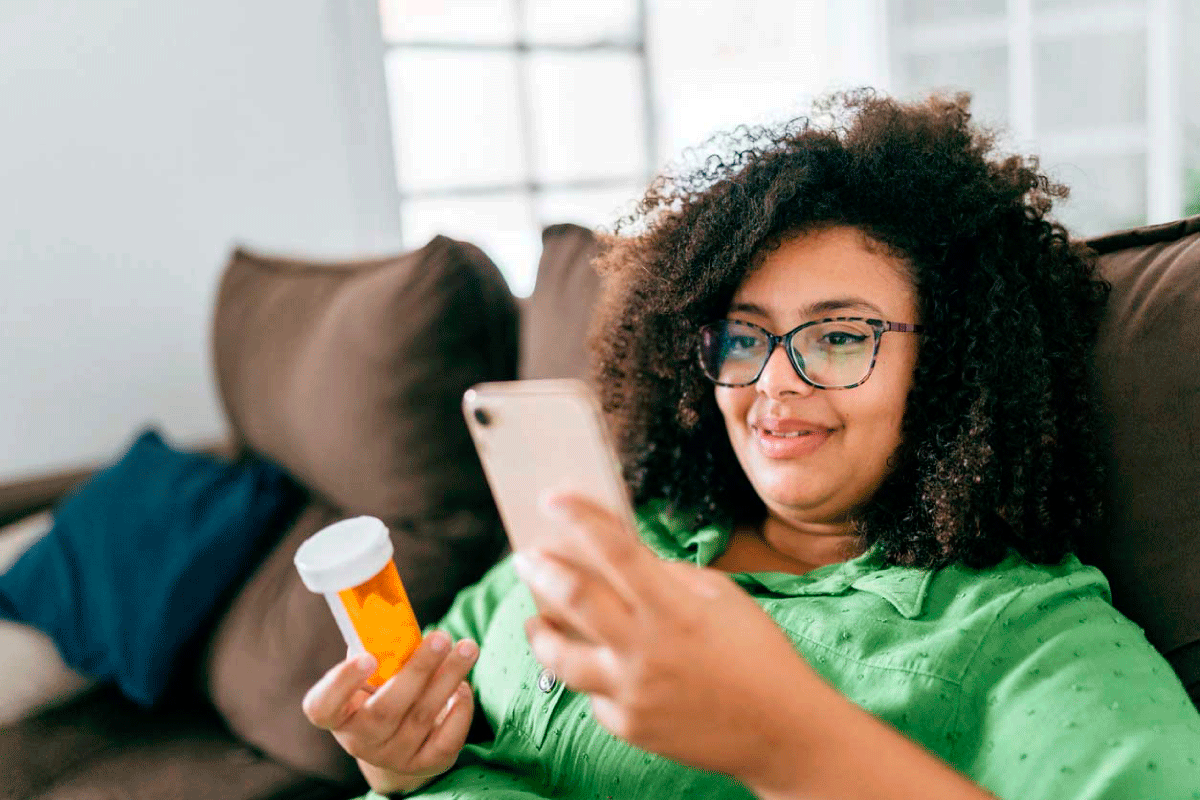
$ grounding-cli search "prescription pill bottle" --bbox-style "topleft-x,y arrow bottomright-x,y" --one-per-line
294,516 -> 422,688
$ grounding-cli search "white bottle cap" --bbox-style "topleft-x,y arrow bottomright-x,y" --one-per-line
294,516 -> 394,594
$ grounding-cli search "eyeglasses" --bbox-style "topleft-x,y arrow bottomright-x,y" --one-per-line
697,317 -> 925,390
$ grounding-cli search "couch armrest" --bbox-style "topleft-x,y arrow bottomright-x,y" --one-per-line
0,438 -> 241,528
0,468 -> 93,528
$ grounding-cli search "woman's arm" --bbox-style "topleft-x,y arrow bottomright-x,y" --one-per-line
744,677 -> 996,800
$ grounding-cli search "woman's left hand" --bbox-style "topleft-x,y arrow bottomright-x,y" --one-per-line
514,493 -> 831,789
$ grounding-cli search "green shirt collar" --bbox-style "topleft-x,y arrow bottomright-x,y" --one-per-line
636,499 -> 934,619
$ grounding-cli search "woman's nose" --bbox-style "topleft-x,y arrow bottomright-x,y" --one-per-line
756,343 -> 813,399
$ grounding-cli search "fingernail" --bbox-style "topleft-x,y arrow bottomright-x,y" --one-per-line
434,692 -> 459,727
538,491 -> 569,519
456,640 -> 478,660
355,653 -> 377,673
512,551 -> 546,585
428,632 -> 450,653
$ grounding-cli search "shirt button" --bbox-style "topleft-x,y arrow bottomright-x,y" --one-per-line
537,667 -> 557,693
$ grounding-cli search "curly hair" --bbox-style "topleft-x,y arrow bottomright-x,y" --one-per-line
589,90 -> 1111,570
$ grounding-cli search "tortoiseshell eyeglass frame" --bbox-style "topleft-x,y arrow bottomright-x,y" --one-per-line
697,317 -> 926,390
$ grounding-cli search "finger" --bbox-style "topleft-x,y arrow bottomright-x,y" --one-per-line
350,644 -> 475,772
380,638 -> 479,742
514,549 -> 632,647
411,681 -> 474,768
590,694 -> 634,742
302,653 -> 378,730
524,614 -> 614,695
661,560 -> 726,600
539,492 -> 651,607
345,646 -> 379,694
350,631 -> 461,742
548,493 -> 701,613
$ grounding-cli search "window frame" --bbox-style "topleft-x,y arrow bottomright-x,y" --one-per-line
378,0 -> 659,246
843,0 -> 1185,232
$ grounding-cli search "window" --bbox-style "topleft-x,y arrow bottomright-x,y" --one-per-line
378,0 -> 655,295
378,0 -> 1198,280
884,0 -> 1191,237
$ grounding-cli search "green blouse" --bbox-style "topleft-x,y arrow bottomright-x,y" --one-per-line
361,500 -> 1200,799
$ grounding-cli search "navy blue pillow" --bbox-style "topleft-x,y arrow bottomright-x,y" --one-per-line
0,428 -> 305,708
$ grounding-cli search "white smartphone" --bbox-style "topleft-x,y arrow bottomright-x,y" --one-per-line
462,379 -> 637,554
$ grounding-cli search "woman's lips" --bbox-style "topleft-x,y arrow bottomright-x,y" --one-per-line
752,425 -> 833,459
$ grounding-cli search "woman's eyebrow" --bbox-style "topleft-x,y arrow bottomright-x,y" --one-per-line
727,301 -> 770,316
728,297 -> 885,318
806,297 -> 885,317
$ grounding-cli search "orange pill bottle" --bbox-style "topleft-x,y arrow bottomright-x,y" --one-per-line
294,516 -> 422,688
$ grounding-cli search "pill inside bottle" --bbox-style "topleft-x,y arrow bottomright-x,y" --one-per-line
294,516 -> 423,687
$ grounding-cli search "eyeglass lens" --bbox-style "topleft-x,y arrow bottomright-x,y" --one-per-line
699,320 -> 876,387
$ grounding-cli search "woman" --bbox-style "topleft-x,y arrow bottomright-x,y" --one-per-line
303,92 -> 1200,799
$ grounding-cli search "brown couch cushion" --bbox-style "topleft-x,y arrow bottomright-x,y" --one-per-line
0,685 -> 343,800
1084,214 -> 1200,705
213,236 -> 517,522
519,223 -> 602,381
203,237 -> 519,783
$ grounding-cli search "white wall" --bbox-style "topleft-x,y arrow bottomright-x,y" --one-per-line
0,1 -> 402,481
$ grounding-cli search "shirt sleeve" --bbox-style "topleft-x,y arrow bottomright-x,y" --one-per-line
422,553 -> 519,644
953,570 -> 1200,799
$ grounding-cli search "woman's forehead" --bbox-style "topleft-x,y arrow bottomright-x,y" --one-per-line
733,228 -> 917,320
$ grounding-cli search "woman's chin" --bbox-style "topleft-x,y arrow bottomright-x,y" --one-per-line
752,475 -> 832,517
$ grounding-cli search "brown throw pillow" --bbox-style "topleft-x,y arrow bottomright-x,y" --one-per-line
202,236 -> 518,781
212,235 -> 517,522
519,223 -> 602,381
1084,214 -> 1200,706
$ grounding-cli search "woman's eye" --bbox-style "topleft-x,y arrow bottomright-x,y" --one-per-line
821,331 -> 868,347
730,336 -> 760,350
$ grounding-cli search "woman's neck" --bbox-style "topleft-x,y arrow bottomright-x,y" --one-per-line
712,516 -> 866,576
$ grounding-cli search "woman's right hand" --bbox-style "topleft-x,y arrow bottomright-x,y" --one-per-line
302,631 -> 480,796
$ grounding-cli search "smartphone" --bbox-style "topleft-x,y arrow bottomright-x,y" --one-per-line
462,379 -> 637,554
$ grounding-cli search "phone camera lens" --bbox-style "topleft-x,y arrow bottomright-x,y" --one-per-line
473,408 -> 491,426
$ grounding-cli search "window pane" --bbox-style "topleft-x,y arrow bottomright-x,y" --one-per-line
536,184 -> 644,232
1034,32 -> 1146,133
1033,0 -> 1144,11
1182,0 -> 1200,215
379,0 -> 516,44
650,0 -> 829,167
897,46 -> 1008,127
896,0 -> 1005,24
527,52 -> 647,183
385,51 -> 526,191
1044,153 -> 1146,237
1186,168 -> 1200,218
401,194 -> 540,297
522,0 -> 639,44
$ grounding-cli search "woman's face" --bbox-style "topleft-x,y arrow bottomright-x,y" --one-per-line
714,226 -> 921,531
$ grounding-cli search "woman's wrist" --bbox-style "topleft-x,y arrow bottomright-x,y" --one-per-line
356,757 -> 436,797
731,668 -> 839,797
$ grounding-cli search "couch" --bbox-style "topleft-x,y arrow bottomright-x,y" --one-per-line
0,216 -> 1196,800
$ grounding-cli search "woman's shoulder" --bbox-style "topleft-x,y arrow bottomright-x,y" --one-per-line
925,550 -> 1115,622
937,553 -> 1200,795
921,550 -> 1170,683
906,550 -> 1147,668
